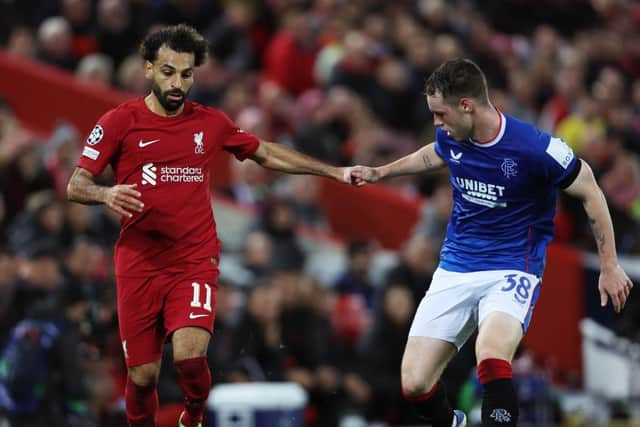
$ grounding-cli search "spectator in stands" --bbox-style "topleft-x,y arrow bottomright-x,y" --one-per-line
2,148 -> 54,229
116,54 -> 149,95
9,243 -> 64,329
7,190 -> 66,257
329,30 -> 379,106
222,156 -> 271,210
414,176 -> 453,245
150,0 -> 220,33
0,248 -> 18,342
334,239 -> 376,309
292,88 -> 350,165
96,0 -> 139,67
0,283 -> 96,427
263,7 -> 319,96
386,234 -> 438,307
241,230 -> 274,284
371,58 -> 420,131
282,175 -> 328,231
360,284 -> 417,425
45,122 -> 81,196
206,0 -> 256,73
556,95 -> 606,154
504,68 -> 538,125
259,198 -> 306,273
6,26 -> 36,58
231,283 -> 285,381
188,56 -> 228,107
62,0 -> 97,58
0,98 -> 32,169
36,16 -> 77,71
76,53 -> 114,86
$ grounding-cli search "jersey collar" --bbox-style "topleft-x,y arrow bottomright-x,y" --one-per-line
468,109 -> 506,148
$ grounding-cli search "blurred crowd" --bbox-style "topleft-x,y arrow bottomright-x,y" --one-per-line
1,0 -> 640,426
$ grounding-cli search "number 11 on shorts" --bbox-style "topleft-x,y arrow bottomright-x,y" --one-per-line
190,282 -> 212,311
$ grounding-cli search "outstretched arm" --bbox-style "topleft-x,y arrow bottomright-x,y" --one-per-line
67,167 -> 143,218
249,140 -> 351,183
350,142 -> 445,186
563,159 -> 633,312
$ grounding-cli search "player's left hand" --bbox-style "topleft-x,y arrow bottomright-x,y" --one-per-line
599,264 -> 633,313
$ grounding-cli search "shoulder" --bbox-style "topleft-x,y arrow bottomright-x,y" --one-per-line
101,98 -> 141,125
190,102 -> 227,120
504,114 -> 551,154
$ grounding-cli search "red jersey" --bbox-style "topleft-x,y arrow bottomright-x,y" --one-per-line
77,97 -> 259,276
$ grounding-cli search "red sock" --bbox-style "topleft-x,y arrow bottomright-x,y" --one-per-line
477,358 -> 512,384
175,356 -> 211,427
125,376 -> 158,427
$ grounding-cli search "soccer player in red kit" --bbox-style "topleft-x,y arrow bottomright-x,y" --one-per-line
67,24 -> 353,427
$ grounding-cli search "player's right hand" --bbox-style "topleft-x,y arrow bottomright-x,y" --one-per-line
349,165 -> 382,186
104,184 -> 143,218
599,264 -> 634,313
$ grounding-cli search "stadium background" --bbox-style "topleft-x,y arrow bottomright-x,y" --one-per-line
0,0 -> 639,426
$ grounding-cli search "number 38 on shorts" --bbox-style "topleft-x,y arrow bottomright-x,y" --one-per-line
501,273 -> 536,305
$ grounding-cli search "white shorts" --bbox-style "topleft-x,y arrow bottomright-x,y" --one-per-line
408,267 -> 541,349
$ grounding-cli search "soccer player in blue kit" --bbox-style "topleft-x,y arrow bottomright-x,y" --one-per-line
350,58 -> 633,427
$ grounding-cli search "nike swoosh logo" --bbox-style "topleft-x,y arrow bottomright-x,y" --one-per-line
189,313 -> 209,319
138,139 -> 160,148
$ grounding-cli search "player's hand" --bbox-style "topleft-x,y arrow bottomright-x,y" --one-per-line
349,165 -> 383,187
598,264 -> 633,313
104,184 -> 143,218
337,167 -> 355,184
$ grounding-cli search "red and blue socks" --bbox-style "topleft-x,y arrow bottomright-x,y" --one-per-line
477,358 -> 518,426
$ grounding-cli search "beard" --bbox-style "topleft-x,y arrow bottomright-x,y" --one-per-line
151,81 -> 187,112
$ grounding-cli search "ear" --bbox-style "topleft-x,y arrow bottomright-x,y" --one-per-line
460,98 -> 473,113
144,60 -> 154,80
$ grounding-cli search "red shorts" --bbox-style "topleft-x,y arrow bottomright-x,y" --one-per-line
116,268 -> 219,367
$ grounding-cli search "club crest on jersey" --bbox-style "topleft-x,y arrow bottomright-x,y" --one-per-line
501,158 -> 518,179
194,131 -> 204,154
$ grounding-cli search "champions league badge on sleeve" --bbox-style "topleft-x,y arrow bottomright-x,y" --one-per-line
87,125 -> 104,145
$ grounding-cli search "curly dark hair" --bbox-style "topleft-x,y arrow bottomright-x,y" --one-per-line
425,58 -> 489,104
139,24 -> 208,66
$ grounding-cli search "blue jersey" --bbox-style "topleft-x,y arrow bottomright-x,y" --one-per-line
434,112 -> 579,276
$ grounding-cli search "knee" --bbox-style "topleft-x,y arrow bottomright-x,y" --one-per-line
401,364 -> 437,397
172,327 -> 210,361
128,362 -> 160,388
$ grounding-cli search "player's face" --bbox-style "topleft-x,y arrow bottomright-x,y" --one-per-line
145,45 -> 195,112
427,92 -> 473,141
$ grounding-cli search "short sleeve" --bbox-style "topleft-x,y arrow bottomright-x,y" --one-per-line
433,127 -> 447,160
76,108 -> 128,176
219,113 -> 260,160
541,135 -> 578,186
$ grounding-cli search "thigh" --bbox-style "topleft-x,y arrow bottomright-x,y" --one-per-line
476,311 -> 523,363
478,270 -> 541,333
409,268 -> 479,349
117,275 -> 165,367
163,269 -> 220,338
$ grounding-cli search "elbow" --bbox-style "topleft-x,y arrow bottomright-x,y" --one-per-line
66,180 -> 77,202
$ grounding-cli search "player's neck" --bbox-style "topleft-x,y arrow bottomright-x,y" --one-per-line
144,94 -> 184,117
471,104 -> 501,143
